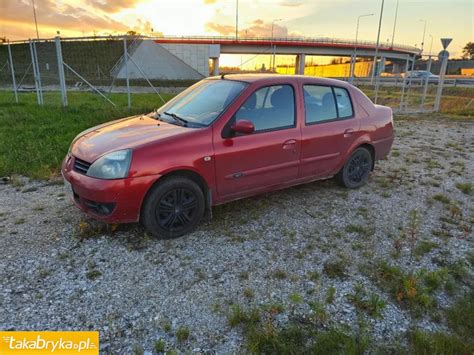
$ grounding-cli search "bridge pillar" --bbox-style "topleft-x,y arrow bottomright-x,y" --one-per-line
295,54 -> 306,75
392,62 -> 403,74
212,57 -> 220,76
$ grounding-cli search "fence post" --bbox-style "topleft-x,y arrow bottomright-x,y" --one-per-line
399,55 -> 410,111
374,58 -> 385,104
420,55 -> 432,110
7,41 -> 18,103
29,40 -> 42,106
404,55 -> 416,111
123,36 -> 131,110
55,36 -> 68,107
434,52 -> 449,112
33,40 -> 43,105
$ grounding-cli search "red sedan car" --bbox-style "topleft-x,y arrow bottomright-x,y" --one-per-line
62,74 -> 394,238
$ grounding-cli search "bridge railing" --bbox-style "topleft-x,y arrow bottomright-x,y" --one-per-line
6,35 -> 420,54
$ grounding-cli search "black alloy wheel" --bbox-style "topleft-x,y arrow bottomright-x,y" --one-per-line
156,188 -> 198,232
336,147 -> 373,188
141,177 -> 205,239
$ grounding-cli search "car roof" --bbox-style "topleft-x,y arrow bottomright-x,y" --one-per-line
207,73 -> 351,87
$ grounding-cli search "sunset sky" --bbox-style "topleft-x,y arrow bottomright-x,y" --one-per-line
1,0 -> 472,60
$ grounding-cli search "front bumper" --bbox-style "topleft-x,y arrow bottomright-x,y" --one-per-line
62,155 -> 160,224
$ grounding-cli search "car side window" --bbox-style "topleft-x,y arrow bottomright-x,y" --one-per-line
303,85 -> 338,124
234,85 -> 295,133
334,87 -> 353,118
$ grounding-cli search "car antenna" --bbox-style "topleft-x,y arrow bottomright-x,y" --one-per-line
220,72 -> 239,79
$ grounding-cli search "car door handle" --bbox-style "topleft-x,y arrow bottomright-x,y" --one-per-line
344,129 -> 355,138
282,139 -> 297,150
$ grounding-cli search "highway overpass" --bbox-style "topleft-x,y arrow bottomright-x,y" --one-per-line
116,35 -> 421,80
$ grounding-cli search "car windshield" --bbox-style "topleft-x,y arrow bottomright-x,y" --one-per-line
155,79 -> 248,127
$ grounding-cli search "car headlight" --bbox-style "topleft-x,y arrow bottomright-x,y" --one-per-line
87,150 -> 132,179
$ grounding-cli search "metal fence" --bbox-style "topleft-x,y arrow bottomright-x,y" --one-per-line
0,35 -> 463,114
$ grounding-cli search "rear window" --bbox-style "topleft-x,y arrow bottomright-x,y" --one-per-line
303,85 -> 354,124
334,87 -> 353,118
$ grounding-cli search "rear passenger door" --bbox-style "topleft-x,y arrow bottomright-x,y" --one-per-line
299,84 -> 359,178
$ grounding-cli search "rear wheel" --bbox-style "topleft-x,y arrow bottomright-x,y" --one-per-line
141,177 -> 205,239
336,147 -> 372,188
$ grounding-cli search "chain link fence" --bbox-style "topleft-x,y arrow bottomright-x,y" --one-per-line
0,35 -> 466,114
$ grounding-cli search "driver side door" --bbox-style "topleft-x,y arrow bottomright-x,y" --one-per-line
213,84 -> 301,200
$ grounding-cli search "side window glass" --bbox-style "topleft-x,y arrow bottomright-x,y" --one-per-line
235,85 -> 295,132
334,87 -> 353,118
303,85 -> 338,123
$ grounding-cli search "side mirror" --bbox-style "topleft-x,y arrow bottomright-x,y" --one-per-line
230,119 -> 255,135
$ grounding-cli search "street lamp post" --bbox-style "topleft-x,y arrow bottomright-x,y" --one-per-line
350,13 -> 374,82
420,19 -> 427,52
271,19 -> 282,71
371,0 -> 385,84
235,0 -> 239,39
390,0 -> 399,48
31,0 -> 39,39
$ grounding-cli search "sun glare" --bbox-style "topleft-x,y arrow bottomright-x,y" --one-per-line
116,0 -> 216,36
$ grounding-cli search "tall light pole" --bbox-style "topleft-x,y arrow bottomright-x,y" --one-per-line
271,19 -> 282,71
235,0 -> 239,39
371,0 -> 385,83
390,0 -> 399,48
419,19 -> 427,52
31,0 -> 39,39
428,34 -> 433,55
350,13 -> 374,82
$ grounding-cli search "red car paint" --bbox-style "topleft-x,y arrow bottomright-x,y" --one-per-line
62,75 -> 394,224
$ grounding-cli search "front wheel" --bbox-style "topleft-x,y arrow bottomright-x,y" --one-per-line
141,177 -> 205,239
336,147 -> 373,188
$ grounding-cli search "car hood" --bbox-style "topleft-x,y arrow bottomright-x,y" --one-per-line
71,114 -> 191,162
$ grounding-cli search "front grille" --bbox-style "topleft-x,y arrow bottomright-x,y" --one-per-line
73,157 -> 91,175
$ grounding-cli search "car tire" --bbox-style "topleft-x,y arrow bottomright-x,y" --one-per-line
141,176 -> 205,239
336,147 -> 373,189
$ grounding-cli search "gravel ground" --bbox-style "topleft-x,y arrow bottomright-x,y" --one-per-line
0,115 -> 472,353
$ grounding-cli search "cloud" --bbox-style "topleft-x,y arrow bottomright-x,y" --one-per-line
205,22 -> 235,36
278,1 -> 304,7
133,19 -> 153,33
206,19 -> 293,38
0,0 -> 128,39
86,0 -> 141,13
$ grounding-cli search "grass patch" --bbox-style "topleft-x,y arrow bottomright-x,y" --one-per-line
154,339 -> 166,353
409,329 -> 473,354
447,291 -> 474,340
228,304 -> 260,328
347,284 -> 387,319
323,258 -> 348,279
175,326 -> 190,343
0,91 -> 174,179
431,193 -> 451,205
325,286 -> 336,304
455,182 -> 473,195
414,240 -> 439,257
368,260 -> 451,316
272,269 -> 288,280
246,326 -> 370,354
228,304 -> 370,354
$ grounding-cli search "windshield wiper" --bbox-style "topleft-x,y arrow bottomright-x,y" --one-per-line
163,111 -> 189,127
